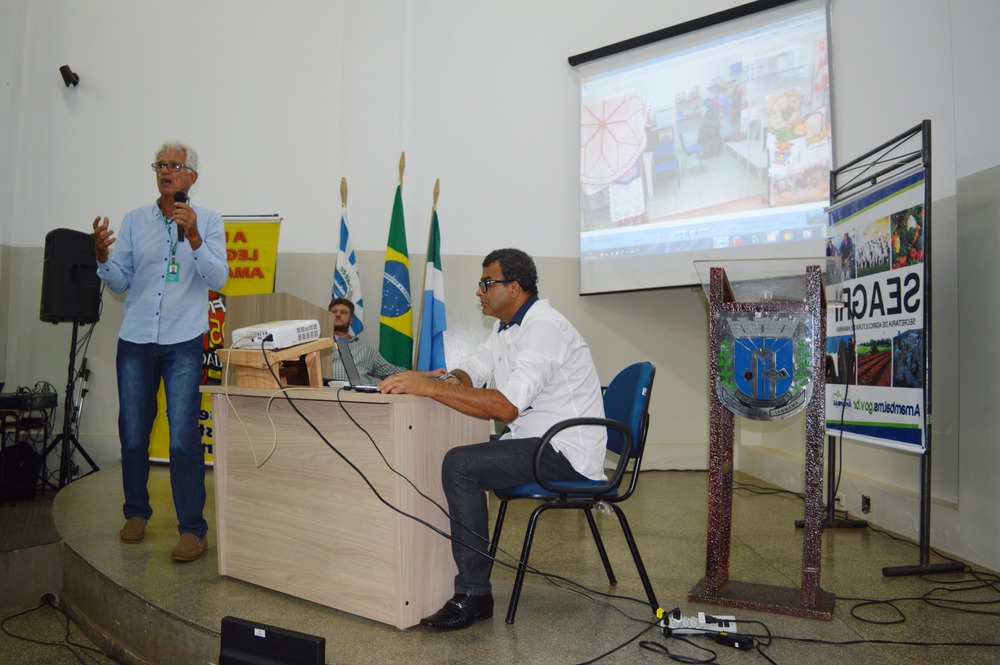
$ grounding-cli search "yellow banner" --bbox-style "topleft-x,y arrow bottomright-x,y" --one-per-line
220,218 -> 282,296
149,217 -> 281,463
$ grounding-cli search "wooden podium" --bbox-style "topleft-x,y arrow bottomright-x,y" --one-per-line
217,338 -> 333,389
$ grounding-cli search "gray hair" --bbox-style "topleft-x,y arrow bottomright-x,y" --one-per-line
155,140 -> 199,173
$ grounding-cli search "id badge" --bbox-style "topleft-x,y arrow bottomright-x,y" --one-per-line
167,260 -> 180,282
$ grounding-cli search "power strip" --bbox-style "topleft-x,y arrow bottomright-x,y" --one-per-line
661,611 -> 738,636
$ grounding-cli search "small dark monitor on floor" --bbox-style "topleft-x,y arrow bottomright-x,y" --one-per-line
219,616 -> 325,665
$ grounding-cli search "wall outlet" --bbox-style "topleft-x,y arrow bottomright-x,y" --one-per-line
861,494 -> 871,514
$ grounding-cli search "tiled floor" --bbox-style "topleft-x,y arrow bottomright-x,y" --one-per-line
2,466 -> 999,664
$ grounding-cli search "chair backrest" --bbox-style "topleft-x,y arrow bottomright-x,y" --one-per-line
602,362 -> 655,460
652,140 -> 675,162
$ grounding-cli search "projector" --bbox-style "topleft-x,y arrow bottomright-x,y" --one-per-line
231,319 -> 321,350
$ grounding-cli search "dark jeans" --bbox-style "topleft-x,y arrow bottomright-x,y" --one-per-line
117,336 -> 207,537
442,438 -> 586,596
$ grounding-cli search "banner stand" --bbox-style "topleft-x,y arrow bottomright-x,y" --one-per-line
828,121 -> 963,577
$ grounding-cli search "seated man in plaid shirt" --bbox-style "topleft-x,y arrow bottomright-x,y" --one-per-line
328,298 -> 444,384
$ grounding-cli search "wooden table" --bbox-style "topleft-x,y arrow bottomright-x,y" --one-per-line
204,385 -> 489,629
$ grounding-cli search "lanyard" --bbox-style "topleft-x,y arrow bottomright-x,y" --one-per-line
158,202 -> 181,281
163,214 -> 179,261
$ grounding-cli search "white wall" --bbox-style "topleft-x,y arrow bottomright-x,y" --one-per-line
2,0 -> 1000,571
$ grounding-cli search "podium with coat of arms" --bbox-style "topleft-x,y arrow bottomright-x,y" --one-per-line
688,259 -> 840,620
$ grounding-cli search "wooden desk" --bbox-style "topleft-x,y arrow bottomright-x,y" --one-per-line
204,386 -> 489,629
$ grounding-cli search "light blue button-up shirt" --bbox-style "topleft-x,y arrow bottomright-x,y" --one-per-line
97,202 -> 229,345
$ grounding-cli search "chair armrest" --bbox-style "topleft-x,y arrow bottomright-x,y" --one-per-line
532,417 -> 631,496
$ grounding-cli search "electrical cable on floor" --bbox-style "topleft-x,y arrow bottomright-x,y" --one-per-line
569,620 -> 661,664
715,475 -> 1000,661
0,595 -> 115,664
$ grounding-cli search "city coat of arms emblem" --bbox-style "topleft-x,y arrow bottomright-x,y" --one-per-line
715,311 -> 814,421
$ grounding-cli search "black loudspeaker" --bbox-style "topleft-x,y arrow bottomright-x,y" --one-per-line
40,228 -> 101,324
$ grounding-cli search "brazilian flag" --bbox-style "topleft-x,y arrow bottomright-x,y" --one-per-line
380,185 -> 413,368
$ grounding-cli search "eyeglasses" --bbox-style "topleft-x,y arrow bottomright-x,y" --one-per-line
478,278 -> 513,292
151,161 -> 193,173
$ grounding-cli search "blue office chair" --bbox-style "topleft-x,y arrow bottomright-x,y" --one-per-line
651,139 -> 679,194
679,132 -> 704,175
487,362 -> 658,624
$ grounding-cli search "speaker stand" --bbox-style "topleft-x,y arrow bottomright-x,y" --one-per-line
41,320 -> 99,489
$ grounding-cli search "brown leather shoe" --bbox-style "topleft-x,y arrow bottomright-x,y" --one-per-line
171,533 -> 208,562
119,517 -> 147,543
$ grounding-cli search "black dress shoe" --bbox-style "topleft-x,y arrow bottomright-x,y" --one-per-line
420,592 -> 494,630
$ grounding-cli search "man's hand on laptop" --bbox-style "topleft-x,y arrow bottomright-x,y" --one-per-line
379,370 -> 446,395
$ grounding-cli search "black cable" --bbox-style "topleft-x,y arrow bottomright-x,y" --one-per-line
749,631 -> 1000,649
255,346 -> 452,544
638,634 -> 718,664
831,307 -> 858,502
254,341 -> 663,656
574,620 -> 660,664
0,596 -> 114,664
295,376 -> 656,614
730,471 -> 1000,649
329,391 -> 656,621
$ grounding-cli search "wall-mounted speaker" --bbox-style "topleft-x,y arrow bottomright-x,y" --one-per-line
40,228 -> 101,324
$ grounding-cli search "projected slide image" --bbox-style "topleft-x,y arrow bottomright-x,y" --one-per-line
580,41 -> 830,234
577,0 -> 832,293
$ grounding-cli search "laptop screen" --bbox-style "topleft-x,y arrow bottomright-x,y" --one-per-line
334,336 -> 379,392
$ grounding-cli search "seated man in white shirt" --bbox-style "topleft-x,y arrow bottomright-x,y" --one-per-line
379,248 -> 606,630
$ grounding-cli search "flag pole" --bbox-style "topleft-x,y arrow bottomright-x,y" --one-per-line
414,179 -> 440,365
380,151 -> 413,368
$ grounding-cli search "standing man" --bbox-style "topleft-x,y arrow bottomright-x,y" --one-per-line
379,248 -> 606,631
93,141 -> 228,562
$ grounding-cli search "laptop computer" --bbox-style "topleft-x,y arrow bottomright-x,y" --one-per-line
334,336 -> 380,393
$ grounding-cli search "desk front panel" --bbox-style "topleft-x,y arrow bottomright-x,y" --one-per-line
211,390 -> 489,628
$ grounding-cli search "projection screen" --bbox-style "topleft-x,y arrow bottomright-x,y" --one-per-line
575,0 -> 832,293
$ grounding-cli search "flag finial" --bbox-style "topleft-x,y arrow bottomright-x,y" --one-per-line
340,177 -> 348,207
398,152 -> 406,187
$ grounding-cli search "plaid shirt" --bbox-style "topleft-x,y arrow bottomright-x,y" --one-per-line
330,335 -> 406,384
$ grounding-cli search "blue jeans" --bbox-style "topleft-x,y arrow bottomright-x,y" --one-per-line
442,438 -> 586,596
117,336 -> 207,537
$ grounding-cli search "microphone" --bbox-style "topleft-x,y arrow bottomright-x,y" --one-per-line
173,191 -> 187,242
